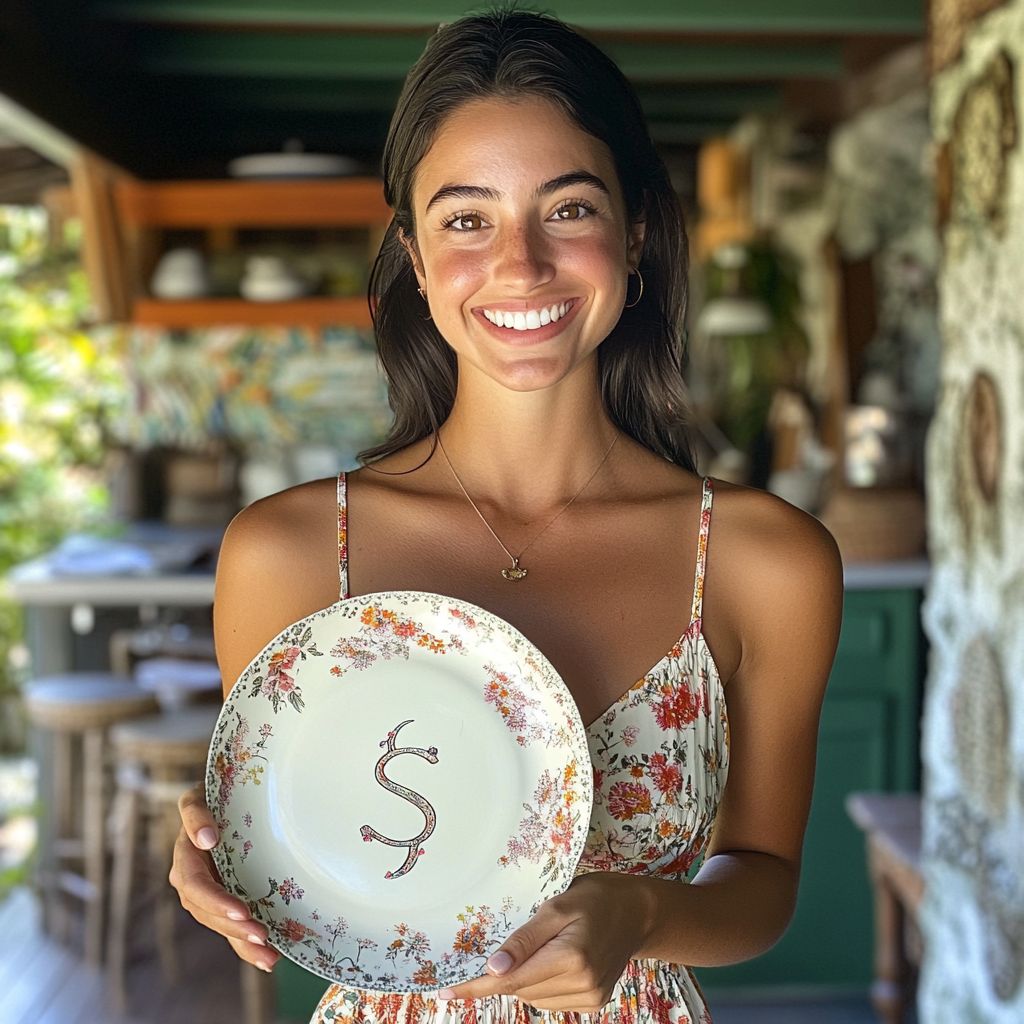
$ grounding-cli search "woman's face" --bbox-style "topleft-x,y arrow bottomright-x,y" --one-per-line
408,95 -> 644,394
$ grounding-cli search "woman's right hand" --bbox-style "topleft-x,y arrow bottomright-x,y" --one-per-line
170,782 -> 281,972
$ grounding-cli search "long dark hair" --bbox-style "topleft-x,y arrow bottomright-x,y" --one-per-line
362,9 -> 695,473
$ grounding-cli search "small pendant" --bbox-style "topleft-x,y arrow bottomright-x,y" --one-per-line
501,559 -> 528,581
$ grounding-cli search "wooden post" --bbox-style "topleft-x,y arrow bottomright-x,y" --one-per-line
68,150 -> 135,322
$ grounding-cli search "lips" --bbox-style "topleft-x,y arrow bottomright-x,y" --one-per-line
481,300 -> 572,331
471,297 -> 583,345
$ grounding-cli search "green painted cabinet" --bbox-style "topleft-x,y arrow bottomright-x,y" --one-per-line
696,586 -> 924,992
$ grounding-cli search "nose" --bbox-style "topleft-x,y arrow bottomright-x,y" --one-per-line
492,219 -> 555,292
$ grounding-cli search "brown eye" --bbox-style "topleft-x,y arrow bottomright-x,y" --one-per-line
555,205 -> 582,220
451,214 -> 482,230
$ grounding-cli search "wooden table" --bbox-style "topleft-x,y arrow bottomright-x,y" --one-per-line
845,791 -> 924,1024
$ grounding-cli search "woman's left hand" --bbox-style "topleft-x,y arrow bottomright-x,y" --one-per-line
436,872 -> 654,1013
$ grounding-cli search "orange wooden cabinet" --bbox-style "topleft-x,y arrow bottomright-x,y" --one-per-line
112,178 -> 392,328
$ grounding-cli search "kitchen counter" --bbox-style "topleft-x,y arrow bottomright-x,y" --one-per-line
7,523 -> 221,677
8,528 -> 929,678
7,559 -> 216,606
843,557 -> 930,591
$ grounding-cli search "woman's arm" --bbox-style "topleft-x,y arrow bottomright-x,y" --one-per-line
443,493 -> 843,1010
170,483 -> 338,971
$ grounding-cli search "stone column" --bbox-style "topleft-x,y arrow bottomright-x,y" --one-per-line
922,1 -> 1024,1020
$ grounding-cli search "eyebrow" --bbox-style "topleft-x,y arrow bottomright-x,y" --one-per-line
425,170 -> 610,211
535,171 -> 609,198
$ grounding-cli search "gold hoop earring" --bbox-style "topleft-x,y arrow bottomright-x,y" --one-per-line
417,286 -> 432,320
624,269 -> 643,308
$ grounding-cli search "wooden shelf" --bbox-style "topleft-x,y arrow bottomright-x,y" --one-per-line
132,296 -> 372,328
78,175 -> 394,326
116,177 -> 391,228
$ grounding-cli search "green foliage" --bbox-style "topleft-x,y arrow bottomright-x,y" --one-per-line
702,240 -> 810,450
0,206 -> 130,696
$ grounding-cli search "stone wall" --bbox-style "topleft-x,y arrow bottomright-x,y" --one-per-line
921,1 -> 1024,1020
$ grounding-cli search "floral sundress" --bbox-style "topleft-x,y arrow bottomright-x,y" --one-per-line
311,475 -> 729,1024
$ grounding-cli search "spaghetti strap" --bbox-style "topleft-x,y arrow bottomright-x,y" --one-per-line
337,472 -> 349,601
688,477 -> 714,632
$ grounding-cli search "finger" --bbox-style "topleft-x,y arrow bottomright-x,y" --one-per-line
507,993 -> 611,1015
178,782 -> 219,850
179,895 -> 269,946
438,906 -> 568,1000
227,933 -> 281,972
509,957 -> 607,1008
170,827 -> 251,922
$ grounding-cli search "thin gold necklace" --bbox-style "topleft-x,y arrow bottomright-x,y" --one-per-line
436,430 -> 619,581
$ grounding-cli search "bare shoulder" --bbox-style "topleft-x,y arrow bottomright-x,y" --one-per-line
703,480 -> 843,682
710,479 -> 842,590
214,478 -> 339,694
221,476 -> 337,562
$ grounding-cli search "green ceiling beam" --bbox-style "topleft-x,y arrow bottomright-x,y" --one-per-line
139,31 -> 429,79
603,41 -> 844,81
205,79 -> 783,119
208,79 -> 405,112
636,83 -> 783,118
138,30 -> 846,82
98,0 -> 924,35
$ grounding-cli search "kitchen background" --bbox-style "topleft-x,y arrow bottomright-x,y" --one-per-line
0,2 -> 1020,1023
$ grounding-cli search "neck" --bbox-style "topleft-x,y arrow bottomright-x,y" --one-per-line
436,355 -> 620,516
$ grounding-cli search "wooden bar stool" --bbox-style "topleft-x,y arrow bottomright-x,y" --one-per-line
106,706 -> 220,1011
25,674 -> 158,965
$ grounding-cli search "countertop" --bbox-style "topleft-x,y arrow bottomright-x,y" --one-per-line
7,530 -> 930,608
842,557 -> 930,591
7,522 -> 221,607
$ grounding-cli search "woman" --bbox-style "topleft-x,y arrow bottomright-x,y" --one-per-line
171,11 -> 842,1024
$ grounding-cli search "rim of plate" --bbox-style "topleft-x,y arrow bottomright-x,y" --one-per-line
206,590 -> 594,993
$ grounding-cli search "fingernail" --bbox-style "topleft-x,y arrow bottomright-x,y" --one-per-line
259,963 -> 274,973
247,934 -> 266,946
197,827 -> 218,849
486,951 -> 513,976
227,909 -> 248,922
437,988 -> 457,999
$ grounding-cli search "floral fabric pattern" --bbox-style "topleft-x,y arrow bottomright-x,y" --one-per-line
312,476 -> 727,1024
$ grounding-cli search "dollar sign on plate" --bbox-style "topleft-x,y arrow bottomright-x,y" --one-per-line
359,720 -> 439,879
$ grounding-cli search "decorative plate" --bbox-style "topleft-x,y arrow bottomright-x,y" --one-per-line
207,591 -> 593,993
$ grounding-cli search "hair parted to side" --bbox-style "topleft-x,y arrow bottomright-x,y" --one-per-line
362,7 -> 696,473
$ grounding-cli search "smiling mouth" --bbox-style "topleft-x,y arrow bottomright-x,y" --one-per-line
480,299 -> 576,332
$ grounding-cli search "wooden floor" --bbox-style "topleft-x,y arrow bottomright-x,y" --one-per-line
0,887 -> 246,1024
0,884 -> 911,1024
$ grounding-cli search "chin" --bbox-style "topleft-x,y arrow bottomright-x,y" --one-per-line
489,354 -> 580,392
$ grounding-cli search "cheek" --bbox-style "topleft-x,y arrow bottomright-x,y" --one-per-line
559,232 -> 629,292
424,246 -> 488,299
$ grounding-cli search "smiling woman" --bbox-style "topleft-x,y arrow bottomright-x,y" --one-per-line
170,10 -> 843,1024
366,12 -> 693,469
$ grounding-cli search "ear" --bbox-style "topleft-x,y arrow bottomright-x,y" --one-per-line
398,227 -> 427,291
627,217 -> 646,272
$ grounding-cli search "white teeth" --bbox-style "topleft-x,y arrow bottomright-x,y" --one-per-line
481,300 -> 572,330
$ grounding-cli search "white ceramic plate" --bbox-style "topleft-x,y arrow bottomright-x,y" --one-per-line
207,591 -> 593,992
227,152 -> 359,178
